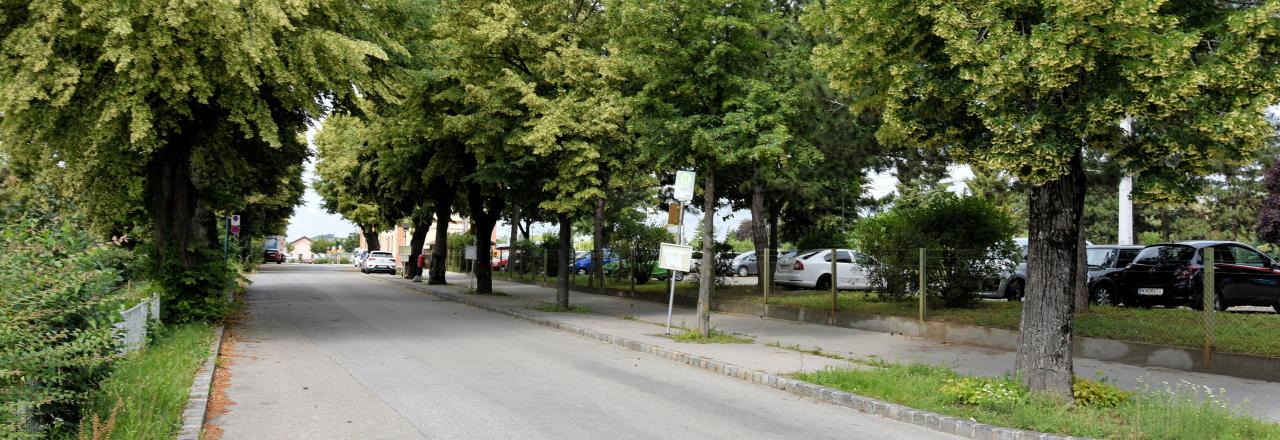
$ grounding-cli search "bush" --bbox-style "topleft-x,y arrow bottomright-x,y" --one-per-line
1073,376 -> 1130,408
855,192 -> 1017,307
941,376 -> 1029,409
0,217 -> 128,438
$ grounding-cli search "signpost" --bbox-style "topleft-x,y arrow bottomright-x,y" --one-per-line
230,214 -> 241,236
465,245 -> 477,289
663,170 -> 695,335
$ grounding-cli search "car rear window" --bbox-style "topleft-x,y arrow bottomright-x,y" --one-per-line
1133,245 -> 1195,265
371,252 -> 393,258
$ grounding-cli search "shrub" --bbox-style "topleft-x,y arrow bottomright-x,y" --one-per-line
940,377 -> 1029,409
855,192 -> 1018,307
1073,376 -> 1130,408
0,217 -> 127,438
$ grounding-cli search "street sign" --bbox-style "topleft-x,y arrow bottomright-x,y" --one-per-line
464,245 -> 477,260
230,225 -> 240,236
667,203 -> 682,225
230,215 -> 241,226
658,243 -> 693,272
673,171 -> 695,202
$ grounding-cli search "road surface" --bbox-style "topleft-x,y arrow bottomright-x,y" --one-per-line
210,264 -> 958,440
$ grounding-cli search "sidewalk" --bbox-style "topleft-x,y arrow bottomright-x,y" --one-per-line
395,272 -> 1280,422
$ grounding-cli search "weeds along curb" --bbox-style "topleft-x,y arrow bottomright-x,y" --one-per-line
176,325 -> 224,440
376,277 -> 1089,440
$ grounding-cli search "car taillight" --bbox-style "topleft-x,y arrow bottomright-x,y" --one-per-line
794,260 -> 804,270
1177,264 -> 1202,281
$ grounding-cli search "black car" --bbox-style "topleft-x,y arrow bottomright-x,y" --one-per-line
1086,245 -> 1143,305
1120,241 -> 1280,311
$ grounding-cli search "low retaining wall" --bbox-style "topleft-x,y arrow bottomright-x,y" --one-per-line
714,300 -> 1280,383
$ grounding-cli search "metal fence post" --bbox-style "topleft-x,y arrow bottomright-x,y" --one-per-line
1203,247 -> 1215,368
543,249 -> 548,284
918,248 -> 926,322
830,248 -> 838,319
762,248 -> 770,315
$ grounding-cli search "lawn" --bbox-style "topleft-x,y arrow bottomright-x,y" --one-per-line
68,323 -> 213,440
755,291 -> 1280,358
796,362 -> 1280,439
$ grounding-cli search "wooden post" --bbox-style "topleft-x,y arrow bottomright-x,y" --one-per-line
1203,247 -> 1215,368
918,248 -> 926,322
542,249 -> 548,284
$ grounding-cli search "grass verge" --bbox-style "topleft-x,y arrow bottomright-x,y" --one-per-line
70,322 -> 213,440
661,328 -> 754,344
761,291 -> 1280,358
532,302 -> 592,313
795,362 -> 1280,439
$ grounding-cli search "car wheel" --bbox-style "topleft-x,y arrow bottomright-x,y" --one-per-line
1005,279 -> 1024,302
1214,293 -> 1228,312
674,272 -> 684,282
1091,284 -> 1115,306
815,275 -> 832,291
737,266 -> 748,277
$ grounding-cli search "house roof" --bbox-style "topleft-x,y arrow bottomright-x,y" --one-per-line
289,236 -> 312,245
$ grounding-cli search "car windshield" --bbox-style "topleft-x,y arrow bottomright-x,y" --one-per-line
371,252 -> 392,258
1086,249 -> 1113,267
1133,245 -> 1195,265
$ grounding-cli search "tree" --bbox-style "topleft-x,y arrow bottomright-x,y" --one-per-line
808,0 -> 1280,401
314,116 -> 393,252
614,0 -> 787,337
0,1 -> 409,320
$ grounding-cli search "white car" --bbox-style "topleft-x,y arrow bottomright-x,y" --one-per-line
361,251 -> 397,274
352,249 -> 368,268
774,249 -> 873,290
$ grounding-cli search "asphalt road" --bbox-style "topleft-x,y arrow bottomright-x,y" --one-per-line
212,264 -> 958,440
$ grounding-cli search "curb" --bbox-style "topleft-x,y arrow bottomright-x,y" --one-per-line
176,325 -> 225,440
376,277 -> 1088,440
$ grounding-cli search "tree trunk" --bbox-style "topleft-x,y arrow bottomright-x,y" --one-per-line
407,214 -> 431,280
592,197 -> 606,293
557,214 -> 572,307
1015,148 -> 1086,403
508,206 -> 520,274
148,141 -> 220,320
1074,216 -> 1089,314
428,198 -> 452,285
696,165 -> 716,337
361,226 -> 381,252
750,168 -> 769,295
466,186 -> 505,294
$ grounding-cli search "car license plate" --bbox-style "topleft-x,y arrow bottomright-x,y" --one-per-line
1138,288 -> 1163,296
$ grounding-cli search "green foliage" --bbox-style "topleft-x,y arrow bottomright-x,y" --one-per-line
309,238 -> 337,256
799,362 -> 1280,439
941,376 -> 1029,409
69,323 -> 212,440
147,245 -> 233,323
854,192 -> 1017,306
0,218 -> 130,437
605,213 -> 671,284
1072,376 -> 1130,409
663,328 -> 754,344
532,303 -> 592,314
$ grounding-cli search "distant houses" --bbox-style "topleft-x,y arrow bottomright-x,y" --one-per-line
289,236 -> 313,262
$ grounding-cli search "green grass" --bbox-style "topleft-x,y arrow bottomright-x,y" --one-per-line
620,314 -> 638,321
765,340 -> 852,361
532,302 -> 593,313
69,323 -> 213,440
757,291 -> 1280,358
662,328 -> 754,344
795,362 -> 1280,439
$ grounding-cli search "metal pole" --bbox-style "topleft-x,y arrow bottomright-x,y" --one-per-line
666,202 -> 684,335
1203,247 -> 1215,368
918,248 -> 926,322
831,247 -> 838,316
762,245 -> 770,315
223,216 -> 229,260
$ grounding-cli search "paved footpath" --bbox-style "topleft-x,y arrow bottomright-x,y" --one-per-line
210,264 -> 959,439
421,271 -> 1280,423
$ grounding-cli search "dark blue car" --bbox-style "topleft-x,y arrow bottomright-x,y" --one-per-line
574,250 -> 618,274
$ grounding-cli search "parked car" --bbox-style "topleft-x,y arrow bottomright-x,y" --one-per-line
352,249 -> 368,268
731,251 -> 757,277
263,248 -> 285,264
652,265 -> 686,282
774,249 -> 874,290
688,251 -> 737,277
361,251 -> 397,274
573,251 -> 617,275
993,238 -> 1098,302
1120,241 -> 1280,311
492,258 -> 508,271
1086,245 -> 1144,305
